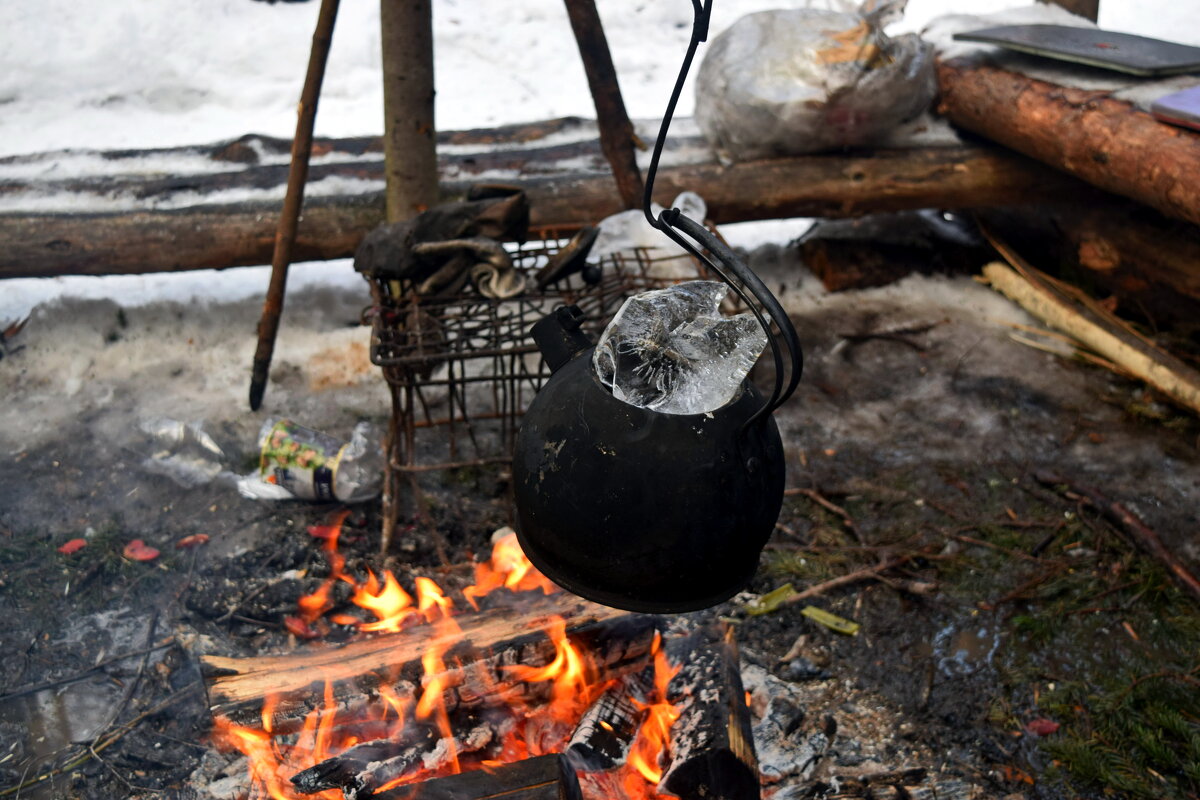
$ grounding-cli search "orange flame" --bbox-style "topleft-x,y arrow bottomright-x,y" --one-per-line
296,509 -> 350,623
463,529 -> 557,609
626,634 -> 682,789
353,570 -> 419,632
212,517 -> 685,800
504,617 -> 596,724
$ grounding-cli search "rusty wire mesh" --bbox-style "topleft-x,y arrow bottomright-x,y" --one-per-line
363,228 -> 713,480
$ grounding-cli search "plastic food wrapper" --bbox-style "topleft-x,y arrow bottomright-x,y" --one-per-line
237,419 -> 382,502
695,0 -> 936,160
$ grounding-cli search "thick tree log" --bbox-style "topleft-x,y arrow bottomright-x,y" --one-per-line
0,144 -> 1089,279
379,0 -> 436,223
659,624 -> 759,800
936,58 -> 1200,227
202,592 -> 659,730
0,138 -> 628,200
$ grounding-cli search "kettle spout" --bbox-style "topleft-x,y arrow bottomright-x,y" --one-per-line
531,304 -> 593,373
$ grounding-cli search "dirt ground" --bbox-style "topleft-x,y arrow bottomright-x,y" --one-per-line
1,244 -> 1198,799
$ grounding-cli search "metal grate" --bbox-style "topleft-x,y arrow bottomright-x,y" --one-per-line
361,226 -> 713,535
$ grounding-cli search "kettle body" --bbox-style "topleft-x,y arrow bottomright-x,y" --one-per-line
512,346 -> 785,613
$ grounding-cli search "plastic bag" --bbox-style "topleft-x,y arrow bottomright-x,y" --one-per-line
695,0 -> 936,160
237,419 -> 382,502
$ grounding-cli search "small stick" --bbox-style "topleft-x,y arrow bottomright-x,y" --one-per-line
786,487 -> 860,541
0,639 -> 175,703
1036,471 -> 1200,603
248,0 -> 342,410
779,555 -> 913,608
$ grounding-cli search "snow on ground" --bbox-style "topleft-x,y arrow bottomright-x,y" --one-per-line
0,0 -> 1194,320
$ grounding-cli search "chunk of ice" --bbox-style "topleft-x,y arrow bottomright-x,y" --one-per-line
593,280 -> 767,415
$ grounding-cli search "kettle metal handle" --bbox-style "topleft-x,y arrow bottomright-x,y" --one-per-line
642,0 -> 802,431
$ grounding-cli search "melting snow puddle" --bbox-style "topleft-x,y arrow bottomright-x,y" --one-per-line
932,622 -> 1001,677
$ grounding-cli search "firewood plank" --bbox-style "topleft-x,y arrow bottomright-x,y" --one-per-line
202,592 -> 659,729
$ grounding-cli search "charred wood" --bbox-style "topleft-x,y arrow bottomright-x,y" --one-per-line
201,593 -> 659,731
936,58 -> 1200,228
797,210 -> 996,292
370,753 -> 564,800
660,624 -> 759,800
0,144 -> 1086,279
292,716 -> 498,798
565,675 -> 647,771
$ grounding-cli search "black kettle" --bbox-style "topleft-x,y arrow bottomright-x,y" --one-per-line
512,0 -> 802,613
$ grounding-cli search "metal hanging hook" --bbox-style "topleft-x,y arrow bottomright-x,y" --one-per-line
641,0 -> 802,429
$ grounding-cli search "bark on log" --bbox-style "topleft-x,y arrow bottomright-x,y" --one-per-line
659,624 -> 759,800
975,201 -> 1200,320
379,0 -> 437,223
202,592 -> 660,730
0,144 -> 1089,279
936,58 -> 1200,227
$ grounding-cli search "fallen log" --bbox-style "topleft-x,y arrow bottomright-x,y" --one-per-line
797,210 -> 996,291
975,200 -> 1200,319
201,591 -> 660,730
936,57 -> 1200,227
0,144 -> 1088,279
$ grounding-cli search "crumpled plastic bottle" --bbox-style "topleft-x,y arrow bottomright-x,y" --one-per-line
237,419 -> 383,502
139,418 -> 232,488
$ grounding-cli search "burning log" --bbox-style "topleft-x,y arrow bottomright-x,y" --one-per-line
659,625 -> 759,800
936,57 -> 1200,228
370,753 -> 564,800
566,675 -> 648,771
291,716 -> 499,798
201,592 -> 660,731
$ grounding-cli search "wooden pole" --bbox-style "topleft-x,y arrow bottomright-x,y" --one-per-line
380,0 -> 438,223
562,0 -> 644,209
248,0 -> 341,411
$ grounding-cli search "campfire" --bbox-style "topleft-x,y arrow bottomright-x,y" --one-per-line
203,513 -> 757,800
